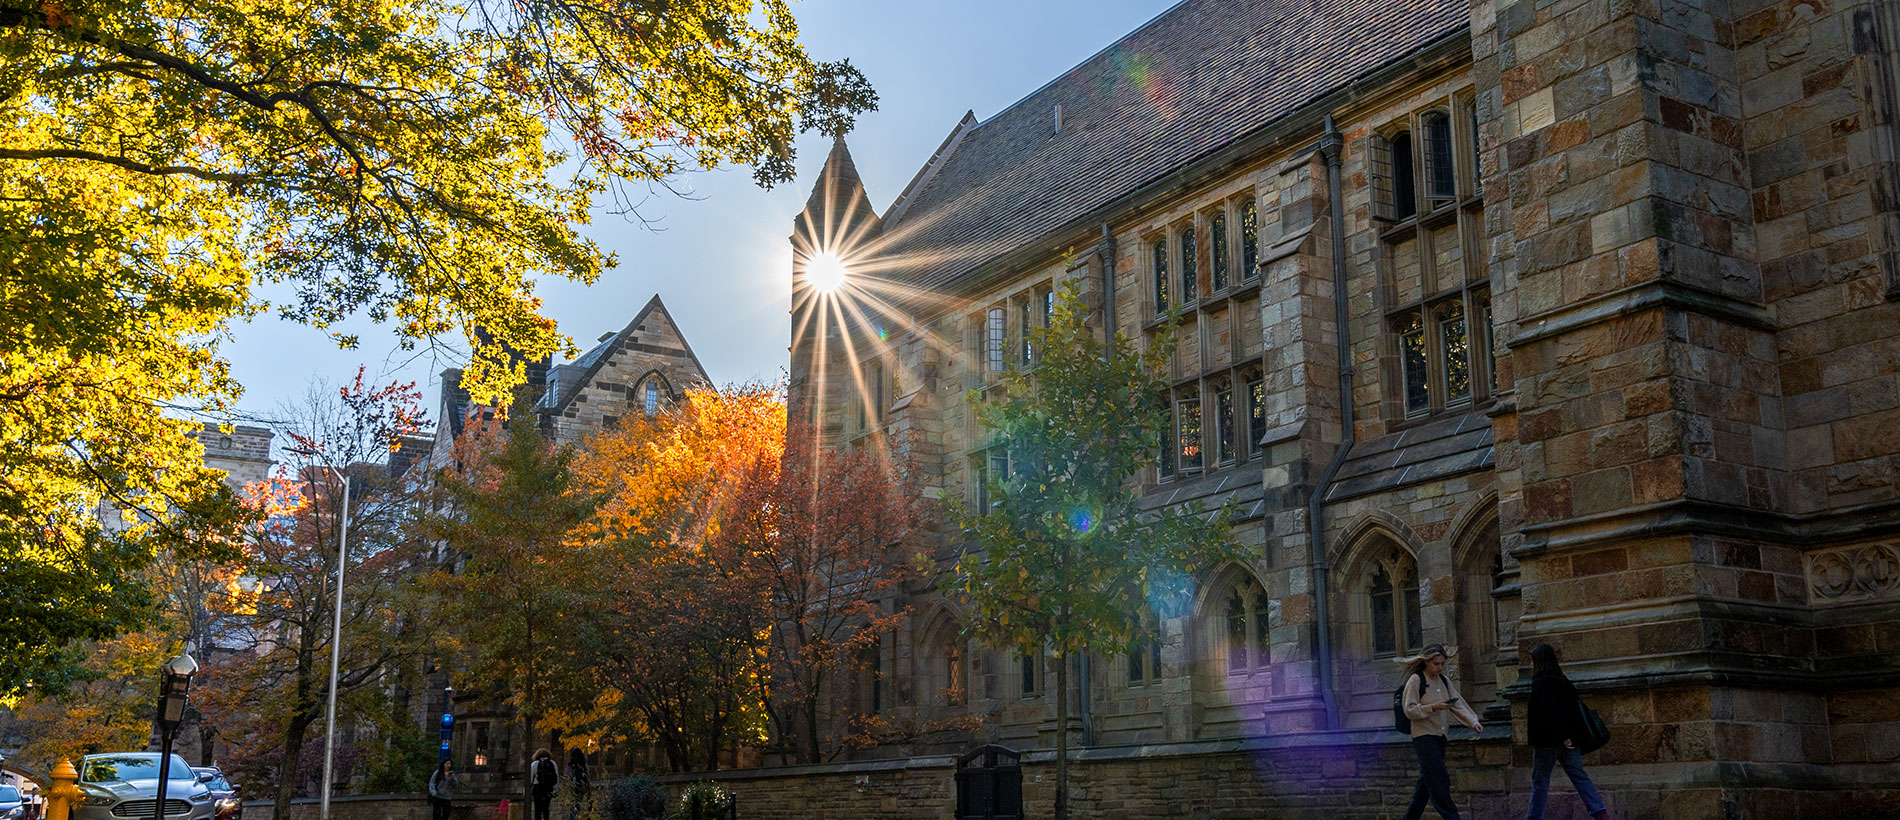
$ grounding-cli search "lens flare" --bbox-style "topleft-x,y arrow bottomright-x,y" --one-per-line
807,251 -> 848,294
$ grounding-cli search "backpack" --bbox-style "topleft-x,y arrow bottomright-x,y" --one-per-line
1577,698 -> 1611,753
1391,673 -> 1425,734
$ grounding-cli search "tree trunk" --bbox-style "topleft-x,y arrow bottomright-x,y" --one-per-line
273,715 -> 311,820
801,692 -> 821,765
1054,649 -> 1068,820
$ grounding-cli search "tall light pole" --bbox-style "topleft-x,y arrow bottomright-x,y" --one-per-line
287,449 -> 350,820
152,652 -> 198,820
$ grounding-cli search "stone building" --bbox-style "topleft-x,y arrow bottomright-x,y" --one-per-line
768,0 -> 1900,817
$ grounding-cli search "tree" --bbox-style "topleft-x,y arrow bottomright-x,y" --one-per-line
427,394 -> 600,793
194,373 -> 431,820
717,435 -> 923,764
952,282 -> 1244,820
0,0 -> 876,695
553,385 -> 785,772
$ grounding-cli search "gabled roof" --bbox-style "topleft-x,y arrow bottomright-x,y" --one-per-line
865,0 -> 1469,294
537,294 -> 709,418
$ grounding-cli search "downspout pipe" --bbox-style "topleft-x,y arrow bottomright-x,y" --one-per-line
1080,222 -> 1114,748
1099,223 -> 1117,339
1308,115 -> 1351,730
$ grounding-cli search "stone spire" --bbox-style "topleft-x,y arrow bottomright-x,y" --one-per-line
793,133 -> 881,256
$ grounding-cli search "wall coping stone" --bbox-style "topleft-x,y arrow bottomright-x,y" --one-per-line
656,727 -> 1512,784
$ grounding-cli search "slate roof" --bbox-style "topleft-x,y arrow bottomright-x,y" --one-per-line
869,0 -> 1468,293
1325,410 -> 1495,501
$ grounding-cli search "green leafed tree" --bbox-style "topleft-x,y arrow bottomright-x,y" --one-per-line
427,397 -> 602,795
952,282 -> 1245,820
0,0 -> 874,697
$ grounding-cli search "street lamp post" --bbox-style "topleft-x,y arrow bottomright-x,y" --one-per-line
152,653 -> 198,820
288,451 -> 350,820
438,686 -> 455,763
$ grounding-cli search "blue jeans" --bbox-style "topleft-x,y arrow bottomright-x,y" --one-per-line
1528,745 -> 1606,818
1405,734 -> 1460,820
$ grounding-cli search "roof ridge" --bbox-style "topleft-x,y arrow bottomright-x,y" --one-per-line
884,110 -> 979,227
974,0 -> 1195,129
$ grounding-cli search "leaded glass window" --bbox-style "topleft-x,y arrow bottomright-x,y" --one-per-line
987,307 -> 1006,372
1370,567 -> 1396,656
1369,548 -> 1422,656
1439,301 -> 1470,405
1248,373 -> 1266,456
1127,631 -> 1162,684
1215,382 -> 1236,465
1211,211 -> 1229,292
1153,240 -> 1169,315
1179,225 -> 1198,303
644,381 -> 660,417
1223,577 -> 1270,673
1400,313 -> 1429,415
1240,200 -> 1259,280
1159,411 -> 1177,481
1423,111 -> 1456,209
1020,299 -> 1034,365
1177,394 -> 1202,472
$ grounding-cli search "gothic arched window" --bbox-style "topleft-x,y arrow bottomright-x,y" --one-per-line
1222,576 -> 1271,673
1368,547 -> 1422,657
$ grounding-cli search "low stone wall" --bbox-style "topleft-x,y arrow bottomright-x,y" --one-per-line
654,731 -> 1550,820
241,793 -> 522,820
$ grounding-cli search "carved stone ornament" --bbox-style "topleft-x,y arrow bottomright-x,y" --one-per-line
1807,544 -> 1900,604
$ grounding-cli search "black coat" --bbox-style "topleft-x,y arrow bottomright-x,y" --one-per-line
1527,671 -> 1588,749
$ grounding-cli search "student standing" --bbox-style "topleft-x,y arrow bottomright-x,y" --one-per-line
428,760 -> 456,820
1400,643 -> 1485,820
530,749 -> 560,820
1526,643 -> 1610,820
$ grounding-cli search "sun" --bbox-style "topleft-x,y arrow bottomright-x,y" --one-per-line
806,250 -> 848,294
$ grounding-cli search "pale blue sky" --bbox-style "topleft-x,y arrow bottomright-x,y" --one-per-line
225,0 -> 1174,424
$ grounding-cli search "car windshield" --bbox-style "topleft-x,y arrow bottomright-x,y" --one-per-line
0,786 -> 19,801
206,776 -> 231,791
81,756 -> 193,784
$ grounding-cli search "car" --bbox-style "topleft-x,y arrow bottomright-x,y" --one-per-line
0,784 -> 25,820
187,770 -> 239,820
73,754 -> 214,820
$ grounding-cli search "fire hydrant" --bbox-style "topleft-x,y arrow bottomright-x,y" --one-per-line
43,759 -> 78,820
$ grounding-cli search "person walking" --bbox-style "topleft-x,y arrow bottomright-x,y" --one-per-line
530,749 -> 560,820
1400,643 -> 1484,820
1527,643 -> 1610,820
428,759 -> 456,820
566,748 -> 589,792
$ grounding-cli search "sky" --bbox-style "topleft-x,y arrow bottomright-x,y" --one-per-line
224,0 -> 1176,426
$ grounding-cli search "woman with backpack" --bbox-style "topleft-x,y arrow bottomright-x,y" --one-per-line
1527,643 -> 1610,820
1399,643 -> 1484,820
428,759 -> 457,820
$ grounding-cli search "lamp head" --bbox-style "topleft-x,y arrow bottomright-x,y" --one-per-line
165,652 -> 199,679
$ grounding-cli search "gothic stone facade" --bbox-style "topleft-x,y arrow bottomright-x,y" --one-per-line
773,0 -> 1900,817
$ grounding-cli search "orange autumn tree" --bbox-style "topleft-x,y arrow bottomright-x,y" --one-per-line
557,384 -> 785,771
717,433 -> 926,764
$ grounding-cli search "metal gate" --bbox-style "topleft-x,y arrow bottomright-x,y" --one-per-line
954,745 -> 1022,820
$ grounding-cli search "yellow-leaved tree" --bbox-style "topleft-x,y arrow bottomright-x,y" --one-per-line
0,0 -> 875,696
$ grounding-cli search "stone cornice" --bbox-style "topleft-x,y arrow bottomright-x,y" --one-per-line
1512,497 -> 1900,555
1507,278 -> 1776,350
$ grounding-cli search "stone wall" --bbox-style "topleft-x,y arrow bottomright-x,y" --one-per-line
667,735 -> 1541,820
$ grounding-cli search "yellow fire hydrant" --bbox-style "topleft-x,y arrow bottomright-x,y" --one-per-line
43,759 -> 78,820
